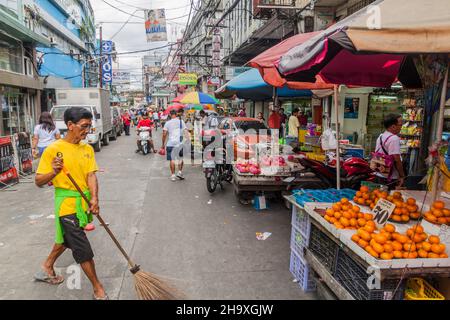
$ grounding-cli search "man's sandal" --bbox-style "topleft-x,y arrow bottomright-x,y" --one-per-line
34,270 -> 64,285
93,294 -> 109,300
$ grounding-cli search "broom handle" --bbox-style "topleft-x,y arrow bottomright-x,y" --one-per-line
62,167 -> 136,269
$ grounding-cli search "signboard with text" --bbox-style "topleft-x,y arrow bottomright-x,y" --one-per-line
178,73 -> 198,86
0,136 -> 19,188
145,9 -> 168,42
102,40 -> 113,85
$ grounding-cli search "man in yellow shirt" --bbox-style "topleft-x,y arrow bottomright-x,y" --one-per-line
287,108 -> 300,146
34,107 -> 107,300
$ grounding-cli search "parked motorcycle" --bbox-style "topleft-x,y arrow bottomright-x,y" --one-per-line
203,147 -> 233,193
137,126 -> 152,155
299,157 -> 375,190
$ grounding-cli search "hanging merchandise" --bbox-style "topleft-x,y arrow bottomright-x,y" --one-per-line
144,9 -> 168,42
321,128 -> 337,151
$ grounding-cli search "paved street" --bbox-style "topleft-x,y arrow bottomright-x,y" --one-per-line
0,129 -> 316,300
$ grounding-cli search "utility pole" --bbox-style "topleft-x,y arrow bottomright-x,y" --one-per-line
99,25 -> 103,89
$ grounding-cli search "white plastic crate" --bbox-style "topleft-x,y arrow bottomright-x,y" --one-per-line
291,204 -> 311,239
290,249 -> 317,292
290,225 -> 308,260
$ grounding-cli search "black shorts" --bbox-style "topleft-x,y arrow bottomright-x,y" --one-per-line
60,214 -> 94,264
166,146 -> 183,161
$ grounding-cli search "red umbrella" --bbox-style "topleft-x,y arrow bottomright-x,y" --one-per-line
172,95 -> 185,103
248,32 -> 334,90
163,104 -> 184,115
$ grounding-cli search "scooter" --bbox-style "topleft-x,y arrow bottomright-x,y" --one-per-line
137,126 -> 152,155
203,147 -> 233,193
299,157 -> 376,190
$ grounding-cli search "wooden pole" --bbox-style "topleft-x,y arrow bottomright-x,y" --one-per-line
334,85 -> 341,190
431,64 -> 449,202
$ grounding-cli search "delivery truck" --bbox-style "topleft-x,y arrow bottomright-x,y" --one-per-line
50,88 -> 112,152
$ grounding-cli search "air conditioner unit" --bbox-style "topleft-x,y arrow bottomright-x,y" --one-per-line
49,37 -> 57,46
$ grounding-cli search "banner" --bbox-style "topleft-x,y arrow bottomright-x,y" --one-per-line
16,133 -> 33,175
0,136 -> 19,188
145,9 -> 167,42
178,73 -> 198,86
101,40 -> 113,85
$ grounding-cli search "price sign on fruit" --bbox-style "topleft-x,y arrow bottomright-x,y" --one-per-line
372,199 -> 396,228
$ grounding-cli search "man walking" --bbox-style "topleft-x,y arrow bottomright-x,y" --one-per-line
34,107 -> 107,300
162,109 -> 188,181
122,111 -> 131,136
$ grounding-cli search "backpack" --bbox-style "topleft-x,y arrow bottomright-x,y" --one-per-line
370,134 -> 395,180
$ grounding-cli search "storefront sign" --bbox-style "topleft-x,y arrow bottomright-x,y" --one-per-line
178,73 -> 198,86
145,9 -> 168,42
0,136 -> 19,188
16,133 -> 33,175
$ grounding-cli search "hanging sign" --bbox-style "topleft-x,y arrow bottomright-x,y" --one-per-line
0,136 -> 19,188
16,133 -> 33,175
145,9 -> 168,42
178,73 -> 198,86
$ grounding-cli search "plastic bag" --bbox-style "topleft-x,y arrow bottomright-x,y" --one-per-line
321,128 -> 337,150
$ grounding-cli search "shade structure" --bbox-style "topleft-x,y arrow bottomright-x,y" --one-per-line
179,92 -> 219,104
215,68 -> 312,100
277,0 -> 450,88
163,103 -> 184,115
248,32 -> 334,90
184,104 -> 204,111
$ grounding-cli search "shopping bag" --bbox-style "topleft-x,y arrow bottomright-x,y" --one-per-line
158,148 -> 166,156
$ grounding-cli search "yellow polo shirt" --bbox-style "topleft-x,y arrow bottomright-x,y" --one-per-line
37,139 -> 98,217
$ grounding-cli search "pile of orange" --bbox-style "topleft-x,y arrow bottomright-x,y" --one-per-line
351,223 -> 448,260
353,186 -> 394,210
388,195 -> 420,223
324,198 -> 375,230
423,200 -> 450,226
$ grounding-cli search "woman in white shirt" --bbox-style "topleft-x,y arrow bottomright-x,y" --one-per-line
32,112 -> 61,158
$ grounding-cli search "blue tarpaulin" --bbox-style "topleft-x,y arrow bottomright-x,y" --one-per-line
215,68 -> 312,101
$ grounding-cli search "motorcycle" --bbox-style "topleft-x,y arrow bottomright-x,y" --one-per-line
137,126 -> 152,155
299,157 -> 376,190
203,147 -> 233,193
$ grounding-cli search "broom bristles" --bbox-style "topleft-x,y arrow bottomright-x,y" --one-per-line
133,270 -> 182,300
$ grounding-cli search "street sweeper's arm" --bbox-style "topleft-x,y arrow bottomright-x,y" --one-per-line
87,172 -> 99,215
35,156 -> 64,187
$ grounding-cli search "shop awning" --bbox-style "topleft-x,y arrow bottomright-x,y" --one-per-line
215,68 -> 312,101
277,0 -> 450,87
0,10 -> 51,46
247,31 -> 334,90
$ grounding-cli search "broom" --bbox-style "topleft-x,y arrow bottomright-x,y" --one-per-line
58,160 -> 179,300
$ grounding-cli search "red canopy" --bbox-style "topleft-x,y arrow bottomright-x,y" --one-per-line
172,95 -> 185,103
248,32 -> 334,90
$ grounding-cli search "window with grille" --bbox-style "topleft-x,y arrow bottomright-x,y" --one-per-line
347,0 -> 377,15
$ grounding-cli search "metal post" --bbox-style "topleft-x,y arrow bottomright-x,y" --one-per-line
334,85 -> 341,190
431,64 -> 449,202
99,25 -> 103,89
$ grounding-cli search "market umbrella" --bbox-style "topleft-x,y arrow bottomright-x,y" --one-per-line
215,68 -> 312,100
163,103 -> 184,115
179,92 -> 219,104
247,32 -> 334,91
184,104 -> 204,111
172,95 -> 185,103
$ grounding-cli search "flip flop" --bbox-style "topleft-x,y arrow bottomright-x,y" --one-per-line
34,270 -> 64,285
93,294 -> 109,300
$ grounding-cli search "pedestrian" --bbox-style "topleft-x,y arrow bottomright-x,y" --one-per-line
373,113 -> 406,189
121,111 -> 131,136
268,107 -> 281,134
286,108 -> 300,146
298,110 -> 308,127
162,109 -> 188,181
32,111 -> 61,158
34,107 -> 108,300
130,109 -> 137,127
256,112 -> 265,124
279,108 -> 287,138
238,106 -> 246,117
152,110 -> 160,131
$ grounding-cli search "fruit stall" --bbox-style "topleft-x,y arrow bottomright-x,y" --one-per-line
232,154 -> 323,203
285,186 -> 450,300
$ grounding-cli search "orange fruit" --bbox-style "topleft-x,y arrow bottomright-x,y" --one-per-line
329,217 -> 337,224
387,196 -> 394,202
334,212 -> 342,219
410,212 -> 421,220
380,230 -> 392,240
403,251 -> 418,259
351,234 -> 360,243
326,209 -> 335,216
324,215 -> 331,222
380,252 -> 393,260
432,209 -> 444,218
372,243 -> 385,254
412,233 -> 424,243
334,222 -> 344,229
394,208 -> 402,215
418,249 -> 429,258
373,234 -> 387,245
370,203 -> 375,210
401,215 -> 410,222
356,191 -> 362,197
368,249 -> 379,259
391,215 -> 402,222
393,250 -> 403,259
407,205 -> 418,213
342,212 -> 352,219
443,209 -> 450,217
429,235 -> 440,244
391,241 -> 403,251
420,233 -> 428,241
431,243 -> 446,255
357,213 -> 364,219
422,242 -> 432,252
393,192 -> 402,199
341,198 -> 349,204
357,229 -> 372,242
350,218 -> 358,227
358,198 -> 365,205
440,253 -> 449,258
352,205 -> 360,213
433,200 -> 445,210
397,235 -> 409,244
438,217 -> 448,225
406,229 -> 414,238
341,205 -> 350,211
366,220 -> 376,227
360,186 -> 369,193
383,243 -> 394,253
363,193 -> 370,200
384,224 -> 396,233
364,213 -> 374,220
428,253 -> 440,259
364,225 -> 376,234
340,217 -> 350,227
357,218 -> 367,227
401,208 -> 409,215
404,243 -> 417,252
406,198 -> 416,205
358,239 -> 369,248
425,213 -> 438,223
332,204 -> 341,211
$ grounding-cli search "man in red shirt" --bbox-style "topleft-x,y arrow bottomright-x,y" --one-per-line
268,107 -> 281,134
136,113 -> 156,153
121,112 -> 131,136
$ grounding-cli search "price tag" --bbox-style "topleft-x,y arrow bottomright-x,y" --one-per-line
372,199 -> 396,228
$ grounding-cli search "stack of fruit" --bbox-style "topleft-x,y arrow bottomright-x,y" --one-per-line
388,196 -> 421,223
351,223 -> 448,259
352,186 -> 393,210
323,198 -> 375,230
423,200 -> 450,226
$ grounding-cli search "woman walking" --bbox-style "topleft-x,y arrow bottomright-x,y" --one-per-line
32,112 -> 60,158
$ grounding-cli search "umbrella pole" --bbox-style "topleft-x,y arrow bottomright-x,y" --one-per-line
334,85 -> 341,190
431,64 -> 449,202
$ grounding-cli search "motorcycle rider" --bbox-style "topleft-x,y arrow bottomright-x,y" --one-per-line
136,112 -> 156,153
